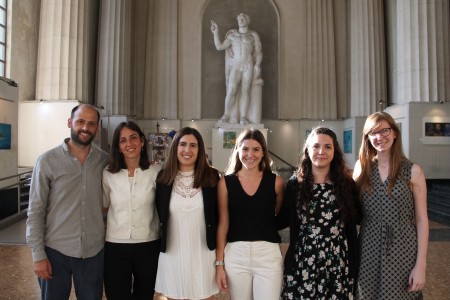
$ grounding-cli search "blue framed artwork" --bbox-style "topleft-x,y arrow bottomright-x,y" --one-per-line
0,123 -> 11,150
343,129 -> 352,153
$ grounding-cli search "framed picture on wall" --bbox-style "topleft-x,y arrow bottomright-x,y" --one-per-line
148,133 -> 172,165
0,123 -> 11,150
223,131 -> 236,149
343,130 -> 352,153
421,117 -> 450,144
305,129 -> 312,140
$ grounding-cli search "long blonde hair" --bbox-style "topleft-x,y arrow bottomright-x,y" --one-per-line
356,112 -> 409,196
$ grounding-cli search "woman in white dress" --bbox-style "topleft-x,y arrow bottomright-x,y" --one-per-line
155,127 -> 221,300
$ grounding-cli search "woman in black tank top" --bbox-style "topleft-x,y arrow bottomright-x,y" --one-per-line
216,129 -> 284,300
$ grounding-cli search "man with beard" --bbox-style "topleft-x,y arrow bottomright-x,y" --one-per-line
26,104 -> 108,299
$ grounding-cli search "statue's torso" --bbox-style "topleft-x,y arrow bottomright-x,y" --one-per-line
227,30 -> 256,63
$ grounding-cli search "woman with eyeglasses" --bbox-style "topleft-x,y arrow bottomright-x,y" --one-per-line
278,127 -> 360,299
353,112 -> 429,299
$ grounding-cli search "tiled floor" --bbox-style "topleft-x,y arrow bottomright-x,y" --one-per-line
0,220 -> 449,300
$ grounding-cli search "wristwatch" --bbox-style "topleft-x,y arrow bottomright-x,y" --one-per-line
215,260 -> 225,266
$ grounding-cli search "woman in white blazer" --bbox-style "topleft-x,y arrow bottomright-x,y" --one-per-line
103,121 -> 161,300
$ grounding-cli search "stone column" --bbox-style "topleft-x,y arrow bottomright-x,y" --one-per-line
36,0 -> 99,102
349,0 -> 387,116
138,0 -> 178,119
396,0 -> 450,104
300,0 -> 338,119
96,0 -> 178,119
96,0 -> 132,115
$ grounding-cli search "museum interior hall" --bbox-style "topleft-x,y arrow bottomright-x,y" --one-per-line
0,0 -> 449,298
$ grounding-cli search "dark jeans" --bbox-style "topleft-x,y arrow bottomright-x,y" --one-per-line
104,239 -> 160,300
39,246 -> 104,300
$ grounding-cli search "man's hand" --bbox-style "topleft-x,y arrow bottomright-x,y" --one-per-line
34,259 -> 53,280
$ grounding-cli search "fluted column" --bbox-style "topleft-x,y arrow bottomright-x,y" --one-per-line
96,0 -> 132,115
349,0 -> 387,116
396,0 -> 450,104
133,0 -> 177,119
300,0 -> 338,119
36,0 -> 99,102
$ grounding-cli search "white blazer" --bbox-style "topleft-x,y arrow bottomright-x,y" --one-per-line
102,164 -> 162,242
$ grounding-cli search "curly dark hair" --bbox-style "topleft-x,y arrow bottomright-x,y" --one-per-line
296,127 -> 359,223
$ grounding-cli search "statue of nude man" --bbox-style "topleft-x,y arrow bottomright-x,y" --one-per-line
211,13 -> 263,124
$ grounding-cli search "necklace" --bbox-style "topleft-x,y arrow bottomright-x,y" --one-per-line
174,171 -> 200,198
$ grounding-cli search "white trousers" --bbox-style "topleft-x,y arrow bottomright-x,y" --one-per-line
224,241 -> 283,300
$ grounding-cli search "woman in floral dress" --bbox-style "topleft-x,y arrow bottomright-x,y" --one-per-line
278,127 -> 360,299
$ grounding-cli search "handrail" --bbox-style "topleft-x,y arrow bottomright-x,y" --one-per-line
0,170 -> 33,223
268,150 -> 296,169
0,176 -> 32,191
0,170 -> 33,185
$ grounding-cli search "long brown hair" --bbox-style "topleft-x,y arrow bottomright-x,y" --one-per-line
356,111 -> 409,196
107,121 -> 150,173
156,127 -> 219,188
296,127 -> 359,223
225,129 -> 273,175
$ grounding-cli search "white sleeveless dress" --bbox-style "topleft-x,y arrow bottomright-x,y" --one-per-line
155,170 -> 218,299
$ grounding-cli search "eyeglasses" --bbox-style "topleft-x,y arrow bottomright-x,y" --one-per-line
368,128 -> 392,137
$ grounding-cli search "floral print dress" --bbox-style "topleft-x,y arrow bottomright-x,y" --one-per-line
282,182 -> 354,300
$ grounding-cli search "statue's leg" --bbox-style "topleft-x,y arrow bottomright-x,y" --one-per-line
239,67 -> 254,124
221,69 -> 242,122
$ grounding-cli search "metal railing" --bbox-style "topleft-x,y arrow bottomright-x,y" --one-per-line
0,169 -> 33,226
268,150 -> 296,183
268,150 -> 296,170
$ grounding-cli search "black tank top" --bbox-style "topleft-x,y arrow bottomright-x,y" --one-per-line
225,171 -> 281,243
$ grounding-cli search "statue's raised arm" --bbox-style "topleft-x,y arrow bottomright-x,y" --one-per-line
211,20 -> 231,51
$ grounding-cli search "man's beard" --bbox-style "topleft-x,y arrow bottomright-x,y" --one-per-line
71,129 -> 95,146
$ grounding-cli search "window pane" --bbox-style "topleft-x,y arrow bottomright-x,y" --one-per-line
0,62 -> 4,77
0,0 -> 5,8
0,45 -> 4,61
0,9 -> 5,25
0,27 -> 4,43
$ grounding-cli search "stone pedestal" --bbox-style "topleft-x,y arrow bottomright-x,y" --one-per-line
212,124 -> 267,172
248,78 -> 263,124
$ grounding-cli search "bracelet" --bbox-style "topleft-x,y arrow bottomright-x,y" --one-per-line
215,260 -> 225,266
